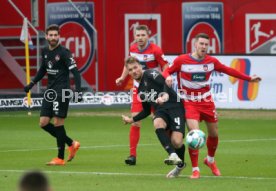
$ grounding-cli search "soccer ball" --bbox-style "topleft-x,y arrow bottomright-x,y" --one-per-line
186,129 -> 206,150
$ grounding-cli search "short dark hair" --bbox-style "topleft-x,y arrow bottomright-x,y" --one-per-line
46,24 -> 60,35
125,56 -> 140,67
19,171 -> 49,191
195,33 -> 209,41
135,25 -> 149,35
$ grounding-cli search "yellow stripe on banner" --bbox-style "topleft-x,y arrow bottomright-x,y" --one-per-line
229,59 -> 238,84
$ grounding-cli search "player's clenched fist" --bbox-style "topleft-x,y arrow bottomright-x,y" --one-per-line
24,82 -> 35,93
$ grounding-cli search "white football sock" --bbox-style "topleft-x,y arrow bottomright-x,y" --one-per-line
207,156 -> 214,163
192,167 -> 200,172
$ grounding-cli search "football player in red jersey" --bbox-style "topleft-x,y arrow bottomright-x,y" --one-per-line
116,25 -> 168,165
163,33 -> 261,178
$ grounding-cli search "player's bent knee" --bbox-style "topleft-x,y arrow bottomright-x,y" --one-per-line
53,117 -> 65,127
39,117 -> 51,127
171,139 -> 183,148
153,118 -> 167,129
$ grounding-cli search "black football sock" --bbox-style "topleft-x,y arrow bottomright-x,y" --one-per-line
176,144 -> 186,168
64,126 -> 73,146
42,123 -> 56,137
155,128 -> 175,154
55,125 -> 66,159
42,123 -> 73,146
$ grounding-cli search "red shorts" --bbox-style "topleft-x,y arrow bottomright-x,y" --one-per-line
131,87 -> 143,113
184,96 -> 218,123
131,87 -> 154,113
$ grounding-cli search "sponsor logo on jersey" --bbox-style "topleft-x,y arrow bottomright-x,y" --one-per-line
203,64 -> 208,71
246,14 -> 276,54
47,61 -> 53,69
191,73 -> 206,81
229,59 -> 259,101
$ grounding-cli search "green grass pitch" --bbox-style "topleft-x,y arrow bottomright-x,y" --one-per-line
0,108 -> 276,191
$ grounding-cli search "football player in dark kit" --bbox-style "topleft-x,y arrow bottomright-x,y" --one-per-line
122,56 -> 186,178
24,24 -> 82,165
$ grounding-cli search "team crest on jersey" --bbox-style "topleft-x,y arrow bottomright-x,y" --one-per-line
55,55 -> 60,61
143,55 -> 148,61
203,64 -> 208,71
47,61 -> 53,69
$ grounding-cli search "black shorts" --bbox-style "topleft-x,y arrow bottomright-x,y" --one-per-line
153,107 -> 185,134
40,96 -> 70,118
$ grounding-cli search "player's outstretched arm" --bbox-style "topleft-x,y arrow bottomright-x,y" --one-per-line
116,66 -> 129,86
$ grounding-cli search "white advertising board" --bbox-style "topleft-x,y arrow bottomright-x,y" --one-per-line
167,55 -> 276,109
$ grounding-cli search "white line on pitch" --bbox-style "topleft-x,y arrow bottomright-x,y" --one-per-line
0,138 -> 276,153
221,138 -> 276,142
0,144 -> 157,153
0,169 -> 275,181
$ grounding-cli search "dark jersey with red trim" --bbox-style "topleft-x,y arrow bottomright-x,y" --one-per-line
133,69 -> 183,122
32,45 -> 80,95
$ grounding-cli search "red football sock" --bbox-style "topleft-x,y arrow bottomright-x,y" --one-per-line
129,125 -> 140,157
189,148 -> 199,167
207,136 -> 219,157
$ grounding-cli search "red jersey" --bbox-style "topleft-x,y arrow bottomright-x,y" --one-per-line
129,42 -> 168,70
163,54 -> 251,100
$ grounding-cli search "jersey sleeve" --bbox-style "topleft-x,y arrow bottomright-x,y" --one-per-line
63,49 -> 82,91
154,46 -> 168,69
32,50 -> 47,83
214,58 -> 251,81
162,56 -> 182,78
63,49 -> 78,70
132,101 -> 151,122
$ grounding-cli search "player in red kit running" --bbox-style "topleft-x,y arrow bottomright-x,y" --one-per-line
116,25 -> 168,165
163,33 -> 261,178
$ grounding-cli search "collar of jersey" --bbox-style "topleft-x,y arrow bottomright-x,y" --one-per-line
138,41 -> 150,53
48,44 -> 61,51
189,53 -> 206,62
